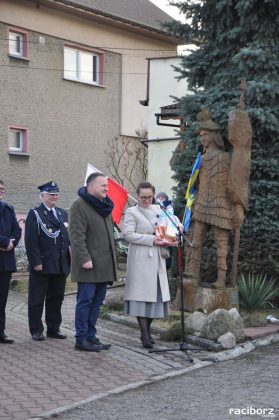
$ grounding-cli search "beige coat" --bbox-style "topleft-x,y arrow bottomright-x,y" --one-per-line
69,197 -> 117,284
123,204 -> 170,303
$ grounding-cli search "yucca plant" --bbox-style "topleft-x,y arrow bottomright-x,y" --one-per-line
237,273 -> 279,311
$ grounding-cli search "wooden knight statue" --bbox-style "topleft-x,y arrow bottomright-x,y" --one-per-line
188,81 -> 252,288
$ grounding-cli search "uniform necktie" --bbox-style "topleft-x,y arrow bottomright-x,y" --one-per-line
49,209 -> 58,223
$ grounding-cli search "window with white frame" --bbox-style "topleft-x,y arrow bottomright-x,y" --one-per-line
8,29 -> 28,58
9,127 -> 28,154
64,46 -> 104,85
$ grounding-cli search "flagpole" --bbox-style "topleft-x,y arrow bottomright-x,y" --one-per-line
127,193 -> 137,203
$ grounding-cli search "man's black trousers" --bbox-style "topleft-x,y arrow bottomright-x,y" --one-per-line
28,271 -> 66,335
0,272 -> 12,332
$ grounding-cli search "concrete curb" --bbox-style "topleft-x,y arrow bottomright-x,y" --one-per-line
29,360 -> 212,419
200,333 -> 279,362
105,313 -> 279,353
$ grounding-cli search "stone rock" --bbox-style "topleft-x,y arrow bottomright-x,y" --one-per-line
229,307 -> 240,319
217,332 -> 236,349
185,311 -> 207,335
228,308 -> 245,342
201,309 -> 232,341
201,308 -> 244,342
104,287 -> 124,310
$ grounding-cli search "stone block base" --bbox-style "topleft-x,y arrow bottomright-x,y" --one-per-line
175,280 -> 239,313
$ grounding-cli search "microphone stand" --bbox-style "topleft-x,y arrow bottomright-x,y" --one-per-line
149,201 -> 202,362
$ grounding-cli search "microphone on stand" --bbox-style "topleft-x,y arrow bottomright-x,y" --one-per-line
154,199 -> 166,209
154,200 -> 193,247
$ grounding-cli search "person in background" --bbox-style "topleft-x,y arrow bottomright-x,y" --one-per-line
154,192 -> 174,215
123,182 -> 176,349
0,180 -> 21,344
25,181 -> 70,341
154,191 -> 174,270
69,173 -> 117,352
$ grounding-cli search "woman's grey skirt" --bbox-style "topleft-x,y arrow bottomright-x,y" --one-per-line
124,281 -> 170,318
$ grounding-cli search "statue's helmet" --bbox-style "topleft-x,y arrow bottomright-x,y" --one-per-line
196,109 -> 221,133
196,109 -> 224,149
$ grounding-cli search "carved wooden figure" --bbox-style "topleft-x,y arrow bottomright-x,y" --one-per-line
228,80 -> 252,286
188,81 -> 252,289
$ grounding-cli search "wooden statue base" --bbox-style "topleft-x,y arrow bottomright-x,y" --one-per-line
175,279 -> 239,313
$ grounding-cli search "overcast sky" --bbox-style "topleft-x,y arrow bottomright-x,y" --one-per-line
149,0 -> 192,55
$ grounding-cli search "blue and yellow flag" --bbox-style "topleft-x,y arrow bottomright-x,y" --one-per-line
183,152 -> 202,231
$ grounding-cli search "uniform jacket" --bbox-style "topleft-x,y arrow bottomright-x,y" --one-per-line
0,201 -> 21,272
69,197 -> 117,284
123,204 -> 170,303
24,203 -> 70,275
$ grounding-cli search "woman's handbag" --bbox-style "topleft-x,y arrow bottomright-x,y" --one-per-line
160,246 -> 170,259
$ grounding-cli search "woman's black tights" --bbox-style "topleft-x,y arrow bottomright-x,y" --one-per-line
137,316 -> 153,348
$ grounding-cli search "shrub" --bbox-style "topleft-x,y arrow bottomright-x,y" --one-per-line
237,273 -> 279,311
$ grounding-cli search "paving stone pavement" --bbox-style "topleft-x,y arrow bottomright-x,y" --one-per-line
1,292 -> 210,420
3,292 -> 279,420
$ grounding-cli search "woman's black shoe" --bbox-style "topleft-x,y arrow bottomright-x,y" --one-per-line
140,336 -> 153,349
149,335 -> 155,344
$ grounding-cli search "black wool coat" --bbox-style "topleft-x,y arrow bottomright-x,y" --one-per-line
25,203 -> 70,275
0,201 -> 22,272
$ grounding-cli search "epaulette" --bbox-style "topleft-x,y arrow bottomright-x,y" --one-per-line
28,207 -> 38,215
4,202 -> 14,211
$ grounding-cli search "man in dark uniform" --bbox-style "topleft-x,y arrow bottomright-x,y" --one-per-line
25,181 -> 70,341
0,180 -> 22,344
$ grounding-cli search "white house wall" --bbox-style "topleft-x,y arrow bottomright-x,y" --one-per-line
148,57 -> 189,197
148,140 -> 177,199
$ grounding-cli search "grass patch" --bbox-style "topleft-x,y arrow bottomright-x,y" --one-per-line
12,267 -> 126,297
10,277 -> 29,296
160,321 -> 182,341
11,274 -> 77,297
240,308 -> 279,327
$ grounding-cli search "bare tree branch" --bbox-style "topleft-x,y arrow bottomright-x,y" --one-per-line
104,129 -> 148,194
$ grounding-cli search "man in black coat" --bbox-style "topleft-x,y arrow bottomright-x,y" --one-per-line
25,181 -> 70,341
0,180 -> 22,344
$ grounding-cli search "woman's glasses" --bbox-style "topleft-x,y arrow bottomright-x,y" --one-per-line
139,195 -> 153,200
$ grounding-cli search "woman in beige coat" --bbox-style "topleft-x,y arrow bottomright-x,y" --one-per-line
123,182 -> 174,349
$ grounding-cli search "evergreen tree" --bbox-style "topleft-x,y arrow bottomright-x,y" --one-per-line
165,0 -> 279,279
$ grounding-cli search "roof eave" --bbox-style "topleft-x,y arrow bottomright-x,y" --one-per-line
34,0 -> 181,45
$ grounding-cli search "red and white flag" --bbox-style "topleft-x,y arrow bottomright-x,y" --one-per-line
85,163 -> 128,224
